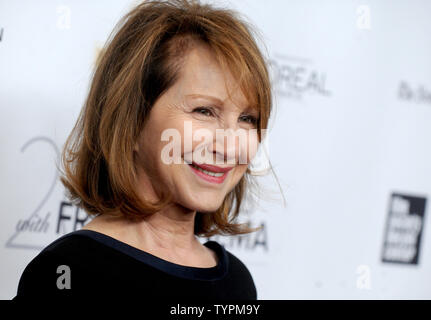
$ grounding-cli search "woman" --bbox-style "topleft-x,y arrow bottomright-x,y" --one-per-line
14,0 -> 272,300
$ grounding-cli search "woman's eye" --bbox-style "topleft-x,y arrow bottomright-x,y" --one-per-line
239,114 -> 258,125
192,107 -> 257,125
193,107 -> 213,117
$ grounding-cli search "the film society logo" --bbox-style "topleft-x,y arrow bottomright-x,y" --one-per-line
381,193 -> 427,265
269,53 -> 332,100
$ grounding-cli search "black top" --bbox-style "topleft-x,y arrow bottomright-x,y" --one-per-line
13,230 -> 257,300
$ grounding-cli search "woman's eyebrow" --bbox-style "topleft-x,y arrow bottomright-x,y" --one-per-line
185,93 -> 253,112
185,93 -> 225,105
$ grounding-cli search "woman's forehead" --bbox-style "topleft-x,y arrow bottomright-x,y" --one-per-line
177,74 -> 250,111
168,44 -> 256,112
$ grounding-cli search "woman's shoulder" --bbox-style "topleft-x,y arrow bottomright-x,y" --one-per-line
18,229 -> 129,275
28,230 -> 103,264
205,240 -> 252,274
225,248 -> 255,280
14,230 -> 108,299
207,240 -> 257,299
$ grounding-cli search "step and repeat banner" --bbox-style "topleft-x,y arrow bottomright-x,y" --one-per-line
1,0 -> 430,299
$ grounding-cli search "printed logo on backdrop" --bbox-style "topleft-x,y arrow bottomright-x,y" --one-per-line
398,81 -> 431,105
0,27 -> 4,42
5,136 -> 91,251
268,53 -> 332,100
381,193 -> 427,265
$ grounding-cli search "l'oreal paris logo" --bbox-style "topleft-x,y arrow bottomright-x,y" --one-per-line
269,54 -> 332,99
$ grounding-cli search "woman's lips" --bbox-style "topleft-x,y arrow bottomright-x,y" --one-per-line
191,162 -> 234,173
188,162 -> 233,184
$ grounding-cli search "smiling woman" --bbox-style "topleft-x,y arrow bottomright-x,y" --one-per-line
14,0 -> 273,301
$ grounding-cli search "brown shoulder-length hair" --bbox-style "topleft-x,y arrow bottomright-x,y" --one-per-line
59,0 -> 273,237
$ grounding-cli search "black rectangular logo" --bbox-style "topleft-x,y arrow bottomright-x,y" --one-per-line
381,193 -> 427,265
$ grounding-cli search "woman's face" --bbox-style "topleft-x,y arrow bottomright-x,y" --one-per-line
134,43 -> 259,212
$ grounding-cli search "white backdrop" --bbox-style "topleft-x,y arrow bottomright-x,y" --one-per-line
1,0 -> 431,299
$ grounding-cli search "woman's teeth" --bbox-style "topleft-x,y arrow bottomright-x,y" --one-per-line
190,164 -> 224,177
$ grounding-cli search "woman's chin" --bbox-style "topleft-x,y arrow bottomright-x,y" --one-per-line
193,203 -> 221,213
174,195 -> 222,213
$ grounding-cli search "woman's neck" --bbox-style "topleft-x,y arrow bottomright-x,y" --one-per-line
81,206 -> 217,267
